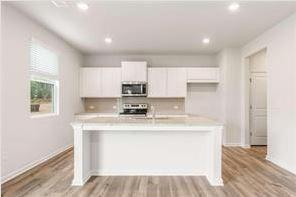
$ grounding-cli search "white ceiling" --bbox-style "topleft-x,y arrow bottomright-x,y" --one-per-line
9,1 -> 296,54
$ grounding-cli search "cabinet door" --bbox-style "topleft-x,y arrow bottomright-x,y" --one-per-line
101,67 -> 121,97
148,68 -> 167,98
167,68 -> 187,97
121,62 -> 147,82
187,68 -> 219,83
80,68 -> 101,97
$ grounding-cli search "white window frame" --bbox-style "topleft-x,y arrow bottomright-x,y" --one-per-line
29,38 -> 59,118
30,76 -> 59,118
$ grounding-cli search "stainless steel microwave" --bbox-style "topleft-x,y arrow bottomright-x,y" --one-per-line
121,82 -> 147,97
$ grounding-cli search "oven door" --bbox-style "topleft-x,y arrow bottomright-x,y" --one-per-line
121,83 -> 147,96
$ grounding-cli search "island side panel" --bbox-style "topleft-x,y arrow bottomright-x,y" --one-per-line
206,126 -> 223,186
71,124 -> 91,186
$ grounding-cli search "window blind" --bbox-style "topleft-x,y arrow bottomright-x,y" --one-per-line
30,39 -> 58,78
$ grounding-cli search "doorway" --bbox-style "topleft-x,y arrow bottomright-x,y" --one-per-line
248,49 -> 267,145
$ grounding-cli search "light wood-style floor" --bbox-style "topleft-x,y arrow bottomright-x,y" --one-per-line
2,146 -> 296,197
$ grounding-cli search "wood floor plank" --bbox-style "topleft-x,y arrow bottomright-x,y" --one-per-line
2,146 -> 296,197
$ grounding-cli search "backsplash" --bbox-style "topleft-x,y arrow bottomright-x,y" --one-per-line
84,98 -> 118,113
84,98 -> 185,115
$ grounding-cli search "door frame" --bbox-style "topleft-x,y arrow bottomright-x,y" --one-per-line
242,47 -> 268,147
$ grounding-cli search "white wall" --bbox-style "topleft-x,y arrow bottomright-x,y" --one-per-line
216,48 -> 242,146
84,54 -> 217,68
1,5 -> 83,182
241,13 -> 296,174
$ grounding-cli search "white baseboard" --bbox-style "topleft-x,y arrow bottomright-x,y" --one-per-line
1,144 -> 73,184
223,143 -> 251,148
72,171 -> 92,186
241,144 -> 251,148
206,176 -> 224,186
266,156 -> 296,175
265,154 -> 271,161
223,143 -> 242,147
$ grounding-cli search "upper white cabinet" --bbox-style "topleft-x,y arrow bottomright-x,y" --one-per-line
148,67 -> 187,98
80,67 -> 121,98
80,66 -> 219,98
80,68 -> 101,97
121,61 -> 147,82
187,68 -> 220,83
167,68 -> 187,97
101,68 -> 121,97
148,68 -> 167,97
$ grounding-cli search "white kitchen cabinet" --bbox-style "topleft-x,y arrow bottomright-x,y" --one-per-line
187,68 -> 220,83
80,67 -> 121,98
80,68 -> 101,97
121,61 -> 147,82
167,68 -> 187,97
148,67 -> 187,98
148,68 -> 167,97
101,67 -> 121,97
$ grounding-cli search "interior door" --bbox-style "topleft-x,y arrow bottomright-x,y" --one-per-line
250,73 -> 267,145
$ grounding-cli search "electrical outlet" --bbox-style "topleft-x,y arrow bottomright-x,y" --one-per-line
112,105 -> 117,109
173,105 -> 179,109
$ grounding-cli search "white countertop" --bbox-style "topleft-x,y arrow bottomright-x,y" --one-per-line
72,115 -> 223,128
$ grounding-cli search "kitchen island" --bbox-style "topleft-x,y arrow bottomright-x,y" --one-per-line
71,115 -> 224,186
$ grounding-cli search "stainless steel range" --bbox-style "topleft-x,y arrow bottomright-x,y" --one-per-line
120,103 -> 148,115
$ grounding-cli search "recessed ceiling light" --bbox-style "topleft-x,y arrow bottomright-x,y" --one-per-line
104,37 -> 112,44
228,2 -> 240,12
202,38 -> 210,44
76,2 -> 89,11
51,0 -> 68,8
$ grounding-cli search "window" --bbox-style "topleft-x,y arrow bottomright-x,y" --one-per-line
30,39 -> 59,116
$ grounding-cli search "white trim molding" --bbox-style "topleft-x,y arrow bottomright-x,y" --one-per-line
223,143 -> 242,147
1,145 -> 73,184
223,144 -> 251,148
266,156 -> 296,175
241,144 -> 251,148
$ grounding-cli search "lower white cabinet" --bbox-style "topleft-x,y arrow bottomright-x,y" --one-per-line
148,67 -> 187,98
80,67 -> 121,98
187,68 -> 220,83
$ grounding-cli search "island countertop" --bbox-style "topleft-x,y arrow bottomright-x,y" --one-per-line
71,115 -> 223,130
